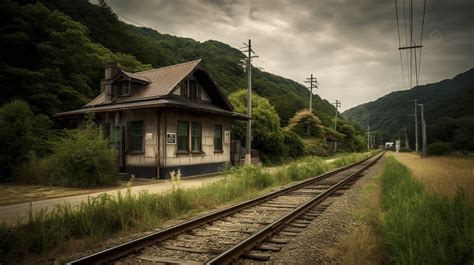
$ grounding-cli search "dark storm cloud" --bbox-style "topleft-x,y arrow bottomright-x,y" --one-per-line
100,0 -> 473,110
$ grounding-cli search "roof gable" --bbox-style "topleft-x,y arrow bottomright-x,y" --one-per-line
84,59 -> 232,111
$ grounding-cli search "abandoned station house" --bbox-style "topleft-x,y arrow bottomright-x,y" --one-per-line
57,59 -> 248,179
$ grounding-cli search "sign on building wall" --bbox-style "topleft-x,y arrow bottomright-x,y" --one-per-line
167,133 -> 176,144
145,133 -> 153,141
224,131 -> 231,144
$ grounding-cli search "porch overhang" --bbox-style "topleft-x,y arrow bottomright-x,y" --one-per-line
55,98 -> 250,120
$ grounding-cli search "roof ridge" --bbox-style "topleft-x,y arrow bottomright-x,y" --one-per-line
134,59 -> 202,74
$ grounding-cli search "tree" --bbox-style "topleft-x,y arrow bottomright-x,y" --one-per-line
287,109 -> 325,138
229,90 -> 285,163
0,1 -> 151,115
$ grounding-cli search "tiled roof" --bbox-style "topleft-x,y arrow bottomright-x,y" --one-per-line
85,59 -> 201,107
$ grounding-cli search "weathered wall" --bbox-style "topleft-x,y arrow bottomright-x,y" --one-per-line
163,109 -> 231,168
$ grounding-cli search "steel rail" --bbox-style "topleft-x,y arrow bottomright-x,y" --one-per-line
206,152 -> 384,264
67,152 -> 382,265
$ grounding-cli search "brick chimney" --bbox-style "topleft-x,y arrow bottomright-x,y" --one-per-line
101,62 -> 118,101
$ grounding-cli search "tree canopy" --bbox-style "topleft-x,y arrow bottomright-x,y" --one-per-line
229,90 -> 286,162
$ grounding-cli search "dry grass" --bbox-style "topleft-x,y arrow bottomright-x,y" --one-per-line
389,151 -> 474,206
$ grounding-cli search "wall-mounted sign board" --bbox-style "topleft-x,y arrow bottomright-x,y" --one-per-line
167,133 -> 176,144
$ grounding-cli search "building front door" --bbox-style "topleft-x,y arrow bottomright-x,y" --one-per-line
111,126 -> 126,167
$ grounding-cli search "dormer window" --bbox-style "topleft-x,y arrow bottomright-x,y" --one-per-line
189,80 -> 197,99
181,79 -> 201,100
120,82 -> 131,97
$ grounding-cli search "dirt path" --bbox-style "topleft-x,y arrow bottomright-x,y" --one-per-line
0,175 -> 224,223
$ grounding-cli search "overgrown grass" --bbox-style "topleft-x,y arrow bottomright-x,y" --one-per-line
332,151 -> 377,168
380,156 -> 474,265
390,152 -> 474,206
0,152 -> 373,263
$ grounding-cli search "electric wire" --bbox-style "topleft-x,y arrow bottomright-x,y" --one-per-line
395,0 -> 406,89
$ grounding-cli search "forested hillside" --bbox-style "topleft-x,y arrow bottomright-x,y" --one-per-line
1,0 -> 337,126
343,68 -> 474,150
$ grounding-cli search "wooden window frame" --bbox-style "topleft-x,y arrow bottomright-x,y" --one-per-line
191,122 -> 202,152
128,121 -> 144,153
214,124 -> 223,153
177,121 -> 189,152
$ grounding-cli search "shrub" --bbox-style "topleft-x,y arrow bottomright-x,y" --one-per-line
47,122 -> 117,188
15,152 -> 50,184
427,142 -> 452,156
287,157 -> 328,181
283,129 -> 305,158
0,100 -> 35,181
302,138 -> 329,156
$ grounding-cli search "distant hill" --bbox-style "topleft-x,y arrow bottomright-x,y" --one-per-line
342,68 -> 474,150
33,0 -> 336,126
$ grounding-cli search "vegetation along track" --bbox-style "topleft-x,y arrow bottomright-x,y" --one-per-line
68,152 -> 384,265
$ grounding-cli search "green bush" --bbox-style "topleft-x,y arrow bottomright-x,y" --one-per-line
302,138 -> 329,156
380,157 -> 474,264
47,122 -> 117,188
0,100 -> 35,181
286,157 -> 328,181
427,142 -> 452,156
15,152 -> 50,184
283,129 -> 305,158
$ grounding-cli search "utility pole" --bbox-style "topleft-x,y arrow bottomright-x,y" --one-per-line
332,100 -> 341,130
418,103 -> 427,157
304,74 -> 318,113
367,125 -> 370,151
240,39 -> 258,165
408,99 -> 419,153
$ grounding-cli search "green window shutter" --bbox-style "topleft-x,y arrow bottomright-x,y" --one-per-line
177,121 -> 189,151
191,122 -> 202,151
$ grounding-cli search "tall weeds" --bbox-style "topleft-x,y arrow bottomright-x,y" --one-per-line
380,156 -> 474,265
0,152 -> 372,263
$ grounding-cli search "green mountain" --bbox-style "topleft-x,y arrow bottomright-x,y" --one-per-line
1,0 -> 337,126
342,68 -> 474,150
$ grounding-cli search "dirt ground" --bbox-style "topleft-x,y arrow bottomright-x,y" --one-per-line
0,178 -> 161,206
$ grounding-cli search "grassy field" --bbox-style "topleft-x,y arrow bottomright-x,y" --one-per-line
389,152 -> 474,206
380,156 -> 473,264
0,151 -> 376,264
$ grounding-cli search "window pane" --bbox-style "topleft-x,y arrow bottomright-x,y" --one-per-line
177,121 -> 189,151
191,123 -> 201,151
189,80 -> 197,99
129,121 -> 143,152
214,125 -> 222,151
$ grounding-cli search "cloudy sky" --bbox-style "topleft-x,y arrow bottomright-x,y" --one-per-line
100,0 -> 473,110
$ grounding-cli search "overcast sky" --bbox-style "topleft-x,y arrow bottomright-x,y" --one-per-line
100,0 -> 473,111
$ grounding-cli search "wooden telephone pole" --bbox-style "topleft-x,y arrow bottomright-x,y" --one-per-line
304,74 -> 318,113
333,100 -> 341,130
240,39 -> 258,165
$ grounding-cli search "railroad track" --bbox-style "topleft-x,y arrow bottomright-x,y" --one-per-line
68,152 -> 384,265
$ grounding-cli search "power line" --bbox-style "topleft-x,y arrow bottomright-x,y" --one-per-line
395,0 -> 406,89
417,0 -> 427,86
